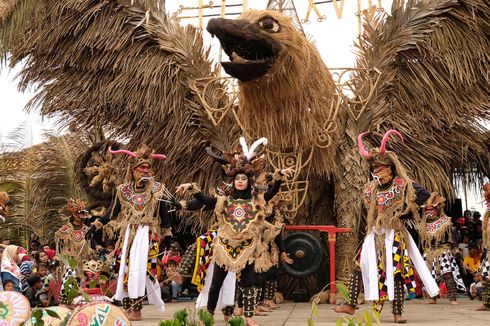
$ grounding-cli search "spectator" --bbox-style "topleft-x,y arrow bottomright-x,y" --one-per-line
0,239 -> 10,255
464,242 -> 481,275
24,275 -> 43,308
32,250 -> 49,267
19,255 -> 34,291
1,245 -> 24,291
473,211 -> 482,222
472,220 -> 483,243
2,280 -> 15,291
37,263 -> 53,307
165,259 -> 183,303
470,274 -> 484,300
458,234 -> 471,258
105,241 -> 115,254
162,242 -> 182,266
29,240 -> 41,253
463,210 -> 472,225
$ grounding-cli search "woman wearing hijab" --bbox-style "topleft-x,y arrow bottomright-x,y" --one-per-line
1,245 -> 23,291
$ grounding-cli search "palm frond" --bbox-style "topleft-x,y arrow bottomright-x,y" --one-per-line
7,0 -> 239,232
0,0 -> 41,65
334,0 -> 490,280
349,0 -> 489,198
0,130 -> 89,244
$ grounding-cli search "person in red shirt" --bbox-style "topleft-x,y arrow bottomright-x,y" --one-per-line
161,242 -> 182,266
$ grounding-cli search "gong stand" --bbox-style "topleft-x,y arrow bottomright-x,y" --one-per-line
285,225 -> 351,304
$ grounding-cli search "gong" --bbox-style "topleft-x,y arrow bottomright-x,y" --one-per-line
282,232 -> 322,278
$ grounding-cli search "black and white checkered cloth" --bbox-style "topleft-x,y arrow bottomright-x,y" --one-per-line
424,250 -> 465,291
60,268 -> 77,303
480,256 -> 490,279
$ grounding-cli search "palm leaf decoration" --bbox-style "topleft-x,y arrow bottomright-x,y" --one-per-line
0,128 -> 89,244
2,0 -> 239,231
335,0 -> 490,281
0,0 -> 40,64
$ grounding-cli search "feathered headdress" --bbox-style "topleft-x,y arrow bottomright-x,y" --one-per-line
206,137 -> 268,177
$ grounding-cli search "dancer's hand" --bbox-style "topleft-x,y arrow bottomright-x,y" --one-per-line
281,252 -> 293,264
280,168 -> 295,179
175,183 -> 194,196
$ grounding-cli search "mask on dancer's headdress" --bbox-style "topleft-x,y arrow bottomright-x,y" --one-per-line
61,198 -> 89,219
424,192 -> 446,222
108,144 -> 166,183
82,259 -> 110,281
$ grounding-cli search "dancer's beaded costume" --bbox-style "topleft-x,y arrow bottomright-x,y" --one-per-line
177,138 -> 286,319
95,145 -> 171,318
338,130 -> 439,320
421,193 -> 465,302
55,198 -> 94,304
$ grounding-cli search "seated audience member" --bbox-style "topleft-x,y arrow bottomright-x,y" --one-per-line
165,259 -> 183,303
19,257 -> 34,291
1,245 -> 24,292
2,280 -> 15,291
458,233 -> 471,258
29,240 -> 41,254
464,242 -> 481,275
24,275 -> 43,308
470,274 -> 484,300
37,263 -> 53,307
472,220 -> 483,243
162,242 -> 182,266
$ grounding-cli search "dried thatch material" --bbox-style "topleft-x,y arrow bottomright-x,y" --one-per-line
0,0 -> 39,63
0,0 -> 17,23
334,0 -> 490,280
0,131 -> 89,243
350,0 -> 490,195
4,0 -> 239,231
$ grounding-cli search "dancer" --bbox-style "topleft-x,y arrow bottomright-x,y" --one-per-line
92,144 -> 172,320
421,192 -> 465,304
263,197 -> 293,309
477,183 -> 490,311
176,137 -> 294,326
55,198 -> 95,304
253,194 -> 292,314
334,130 -> 439,323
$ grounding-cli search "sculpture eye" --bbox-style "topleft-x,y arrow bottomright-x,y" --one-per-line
258,17 -> 280,33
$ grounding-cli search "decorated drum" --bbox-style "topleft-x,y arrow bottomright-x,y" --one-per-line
0,291 -> 31,325
25,306 -> 72,326
67,303 -> 130,326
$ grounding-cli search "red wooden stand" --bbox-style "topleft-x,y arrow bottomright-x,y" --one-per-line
285,225 -> 352,304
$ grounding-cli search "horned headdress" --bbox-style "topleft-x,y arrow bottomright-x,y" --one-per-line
357,129 -> 404,166
108,144 -> 167,168
206,137 -> 268,177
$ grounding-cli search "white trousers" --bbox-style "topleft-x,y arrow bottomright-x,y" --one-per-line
195,262 -> 236,310
114,225 -> 165,312
360,228 -> 439,301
